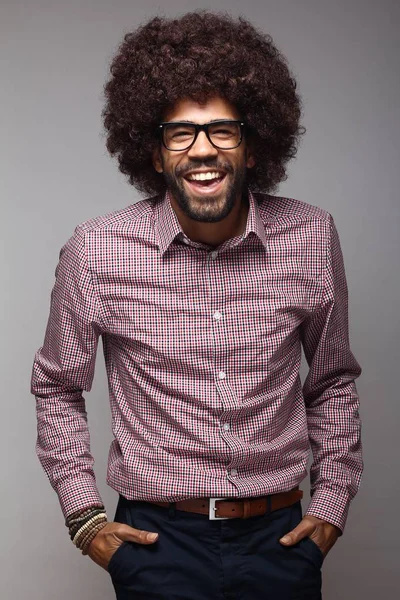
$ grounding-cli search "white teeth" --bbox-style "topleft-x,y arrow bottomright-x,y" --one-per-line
187,172 -> 222,181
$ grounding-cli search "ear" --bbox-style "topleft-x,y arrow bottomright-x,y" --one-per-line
152,146 -> 163,174
245,146 -> 256,169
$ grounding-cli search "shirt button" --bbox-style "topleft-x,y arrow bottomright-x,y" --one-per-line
230,468 -> 238,477
213,311 -> 222,320
223,423 -> 230,431
210,251 -> 218,260
218,371 -> 226,380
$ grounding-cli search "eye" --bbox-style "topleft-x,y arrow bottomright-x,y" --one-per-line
172,131 -> 192,139
166,126 -> 194,140
214,129 -> 234,136
210,124 -> 238,138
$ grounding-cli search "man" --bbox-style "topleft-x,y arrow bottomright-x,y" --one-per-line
31,11 -> 363,600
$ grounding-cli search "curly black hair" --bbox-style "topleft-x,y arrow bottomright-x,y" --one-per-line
102,10 -> 305,196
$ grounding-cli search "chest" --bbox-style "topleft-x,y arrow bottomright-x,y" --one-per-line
92,240 -> 321,367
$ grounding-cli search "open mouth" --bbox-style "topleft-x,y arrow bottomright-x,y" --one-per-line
183,171 -> 227,195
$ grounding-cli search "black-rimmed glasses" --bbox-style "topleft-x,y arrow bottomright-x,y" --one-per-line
158,120 -> 245,151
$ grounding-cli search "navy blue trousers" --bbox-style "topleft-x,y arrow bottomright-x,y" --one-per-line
107,495 -> 324,599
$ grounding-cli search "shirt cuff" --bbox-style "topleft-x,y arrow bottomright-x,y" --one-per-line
56,475 -> 105,519
304,486 -> 351,535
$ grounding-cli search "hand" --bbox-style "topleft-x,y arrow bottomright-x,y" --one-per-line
87,521 -> 159,571
279,515 -> 341,558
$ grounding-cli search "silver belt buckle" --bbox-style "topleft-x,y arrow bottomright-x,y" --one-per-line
209,498 -> 230,520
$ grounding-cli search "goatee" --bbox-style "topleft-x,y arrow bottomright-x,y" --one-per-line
163,160 -> 246,223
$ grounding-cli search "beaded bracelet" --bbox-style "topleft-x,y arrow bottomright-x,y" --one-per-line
67,505 -> 105,532
65,504 -> 105,527
79,517 -> 106,548
65,504 -> 109,553
74,513 -> 108,547
81,521 -> 108,555
69,508 -> 107,540
73,513 -> 108,546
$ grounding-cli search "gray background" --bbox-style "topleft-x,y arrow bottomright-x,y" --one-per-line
1,0 -> 399,598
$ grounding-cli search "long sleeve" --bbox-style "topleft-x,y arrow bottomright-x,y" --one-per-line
300,214 -> 363,533
30,226 -> 105,518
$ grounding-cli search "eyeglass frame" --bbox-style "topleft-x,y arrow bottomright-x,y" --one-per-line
158,119 -> 246,151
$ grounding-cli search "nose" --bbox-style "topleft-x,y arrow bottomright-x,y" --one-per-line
187,130 -> 218,160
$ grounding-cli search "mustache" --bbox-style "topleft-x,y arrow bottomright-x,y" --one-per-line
175,161 -> 234,178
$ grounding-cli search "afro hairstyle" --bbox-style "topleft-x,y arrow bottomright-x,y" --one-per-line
102,10 -> 305,196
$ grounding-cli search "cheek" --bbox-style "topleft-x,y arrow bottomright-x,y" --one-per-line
233,153 -> 250,173
166,157 -> 187,178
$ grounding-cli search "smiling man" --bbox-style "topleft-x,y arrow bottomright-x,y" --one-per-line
31,11 -> 363,600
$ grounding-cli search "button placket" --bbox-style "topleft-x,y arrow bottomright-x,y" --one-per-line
207,247 -> 240,486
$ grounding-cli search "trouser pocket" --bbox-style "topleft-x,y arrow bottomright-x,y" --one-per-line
107,496 -> 138,586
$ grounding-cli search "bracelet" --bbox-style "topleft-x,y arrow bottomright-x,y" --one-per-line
73,513 -> 108,546
77,514 -> 108,547
79,520 -> 105,549
65,504 -> 109,553
65,504 -> 105,527
79,518 -> 108,550
81,521 -> 108,555
69,508 -> 107,540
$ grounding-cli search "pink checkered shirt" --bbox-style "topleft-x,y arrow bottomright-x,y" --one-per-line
31,190 -> 362,532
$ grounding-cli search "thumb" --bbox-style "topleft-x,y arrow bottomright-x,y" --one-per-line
120,523 -> 159,545
279,520 -> 312,547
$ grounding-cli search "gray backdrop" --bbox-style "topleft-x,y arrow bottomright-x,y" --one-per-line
2,0 -> 399,598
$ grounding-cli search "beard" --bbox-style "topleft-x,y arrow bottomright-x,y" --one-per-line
162,159 -> 247,223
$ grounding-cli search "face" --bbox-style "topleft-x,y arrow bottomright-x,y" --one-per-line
152,96 -> 255,223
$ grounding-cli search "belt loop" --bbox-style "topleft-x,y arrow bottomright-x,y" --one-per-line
168,502 -> 176,520
266,494 -> 272,514
243,500 -> 251,519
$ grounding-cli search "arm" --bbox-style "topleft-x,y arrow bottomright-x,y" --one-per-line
300,214 -> 363,534
30,225 -> 105,519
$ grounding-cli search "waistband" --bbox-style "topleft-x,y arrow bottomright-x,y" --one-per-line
143,487 -> 303,520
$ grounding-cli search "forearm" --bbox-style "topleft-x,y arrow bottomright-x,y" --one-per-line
34,386 -> 105,517
34,373 -> 109,550
304,378 -> 363,533
32,339 -> 104,518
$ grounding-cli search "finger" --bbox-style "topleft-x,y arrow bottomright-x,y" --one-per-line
279,519 -> 315,547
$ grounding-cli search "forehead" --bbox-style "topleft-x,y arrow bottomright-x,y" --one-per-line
163,96 -> 241,123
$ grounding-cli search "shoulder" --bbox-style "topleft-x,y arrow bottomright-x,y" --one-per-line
73,196 -> 158,237
58,196 -> 159,265
253,192 -> 333,226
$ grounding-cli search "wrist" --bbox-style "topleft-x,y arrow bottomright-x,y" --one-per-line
65,504 -> 108,553
81,520 -> 108,555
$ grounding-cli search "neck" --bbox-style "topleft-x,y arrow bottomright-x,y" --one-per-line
169,192 -> 249,248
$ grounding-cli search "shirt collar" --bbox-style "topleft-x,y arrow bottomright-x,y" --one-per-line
154,188 -> 268,257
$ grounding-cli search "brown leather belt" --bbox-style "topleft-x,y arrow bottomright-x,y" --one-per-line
150,488 -> 303,520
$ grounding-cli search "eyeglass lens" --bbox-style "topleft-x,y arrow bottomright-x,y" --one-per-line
163,122 -> 242,150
